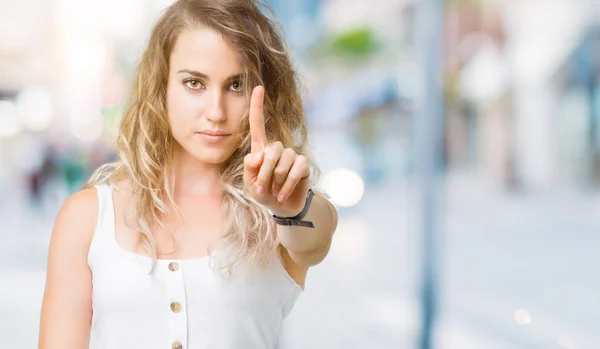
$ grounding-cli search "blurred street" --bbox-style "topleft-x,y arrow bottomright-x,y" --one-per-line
2,172 -> 599,349
2,0 -> 600,348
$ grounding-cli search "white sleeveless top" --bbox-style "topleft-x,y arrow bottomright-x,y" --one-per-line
87,185 -> 302,349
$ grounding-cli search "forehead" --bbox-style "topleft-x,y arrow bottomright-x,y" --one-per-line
170,27 -> 243,77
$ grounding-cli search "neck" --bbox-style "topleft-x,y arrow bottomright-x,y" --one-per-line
171,147 -> 223,198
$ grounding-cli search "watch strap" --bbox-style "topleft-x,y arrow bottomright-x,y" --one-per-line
269,188 -> 315,228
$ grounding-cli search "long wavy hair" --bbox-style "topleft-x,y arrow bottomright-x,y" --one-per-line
84,0 -> 316,274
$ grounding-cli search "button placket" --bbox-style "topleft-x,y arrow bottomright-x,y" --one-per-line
165,260 -> 187,349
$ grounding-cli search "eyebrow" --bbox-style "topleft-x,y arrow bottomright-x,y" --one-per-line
176,69 -> 243,82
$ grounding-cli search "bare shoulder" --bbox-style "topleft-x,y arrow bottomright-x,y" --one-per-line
56,188 -> 98,227
51,188 -> 99,251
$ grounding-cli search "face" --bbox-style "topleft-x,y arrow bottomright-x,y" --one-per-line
167,27 -> 248,165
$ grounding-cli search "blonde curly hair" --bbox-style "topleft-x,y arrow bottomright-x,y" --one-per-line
85,0 -> 317,274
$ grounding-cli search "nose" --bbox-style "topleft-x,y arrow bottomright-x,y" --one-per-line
206,89 -> 226,123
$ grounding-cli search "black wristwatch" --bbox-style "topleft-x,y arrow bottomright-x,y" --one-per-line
268,188 -> 315,228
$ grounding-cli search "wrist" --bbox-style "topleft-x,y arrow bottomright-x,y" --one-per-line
266,204 -> 303,218
268,188 -> 315,228
267,187 -> 314,218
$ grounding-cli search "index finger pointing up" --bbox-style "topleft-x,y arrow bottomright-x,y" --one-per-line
249,85 -> 267,153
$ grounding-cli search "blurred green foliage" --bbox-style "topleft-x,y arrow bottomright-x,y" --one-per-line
330,27 -> 378,56
310,27 -> 380,61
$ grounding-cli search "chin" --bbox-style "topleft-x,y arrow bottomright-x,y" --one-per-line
174,137 -> 238,165
189,148 -> 234,165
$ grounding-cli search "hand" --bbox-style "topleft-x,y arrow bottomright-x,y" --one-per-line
243,86 -> 310,217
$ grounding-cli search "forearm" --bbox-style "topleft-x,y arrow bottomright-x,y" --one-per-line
274,194 -> 338,266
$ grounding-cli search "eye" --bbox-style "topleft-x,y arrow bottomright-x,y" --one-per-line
229,80 -> 244,93
183,79 -> 204,90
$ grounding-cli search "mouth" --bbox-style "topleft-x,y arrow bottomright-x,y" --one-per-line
197,130 -> 231,136
195,130 -> 231,144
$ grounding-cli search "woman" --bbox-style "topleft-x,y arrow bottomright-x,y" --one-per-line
38,1 -> 338,348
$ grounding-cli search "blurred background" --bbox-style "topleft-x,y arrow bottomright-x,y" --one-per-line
1,0 -> 600,348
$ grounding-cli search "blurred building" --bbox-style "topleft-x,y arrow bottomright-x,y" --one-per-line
553,25 -> 600,187
443,0 -> 600,192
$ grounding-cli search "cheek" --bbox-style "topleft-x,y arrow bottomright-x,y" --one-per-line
228,99 -> 247,127
167,85 -> 194,130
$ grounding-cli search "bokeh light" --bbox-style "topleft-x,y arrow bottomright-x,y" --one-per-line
16,87 -> 54,132
319,168 -> 365,207
0,101 -> 22,138
514,309 -> 532,325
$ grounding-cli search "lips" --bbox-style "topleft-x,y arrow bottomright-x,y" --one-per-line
197,130 -> 231,136
195,130 -> 231,144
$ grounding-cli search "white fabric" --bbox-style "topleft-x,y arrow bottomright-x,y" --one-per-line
88,185 -> 302,349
